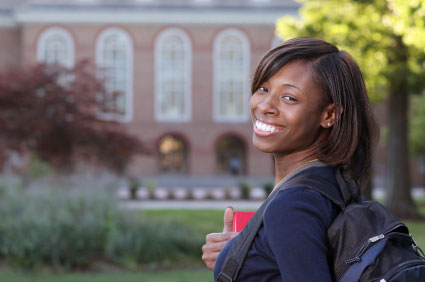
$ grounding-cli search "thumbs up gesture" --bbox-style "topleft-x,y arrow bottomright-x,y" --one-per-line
202,207 -> 240,270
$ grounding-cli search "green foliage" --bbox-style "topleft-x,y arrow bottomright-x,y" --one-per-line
128,178 -> 140,200
239,182 -> 252,200
262,182 -> 274,197
186,189 -> 194,200
0,187 -> 201,271
145,181 -> 156,199
26,152 -> 52,179
410,95 -> 425,156
105,212 -> 201,267
143,209 -> 224,237
276,0 -> 425,103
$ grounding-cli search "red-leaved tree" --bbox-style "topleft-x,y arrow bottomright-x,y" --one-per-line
0,60 -> 147,174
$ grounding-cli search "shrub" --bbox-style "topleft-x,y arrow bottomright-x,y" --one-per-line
186,189 -> 194,200
262,182 -> 274,197
239,182 -> 252,200
128,177 -> 140,200
0,186 -> 201,270
105,212 -> 201,267
145,181 -> 156,199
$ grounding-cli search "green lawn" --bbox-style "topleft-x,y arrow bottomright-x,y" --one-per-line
408,200 -> 425,247
143,207 -> 425,247
142,209 -> 226,236
0,269 -> 213,282
1,205 -> 424,282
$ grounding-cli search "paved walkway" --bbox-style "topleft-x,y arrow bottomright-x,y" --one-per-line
121,200 -> 262,210
120,187 -> 425,210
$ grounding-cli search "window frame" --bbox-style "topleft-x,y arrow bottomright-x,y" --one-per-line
36,26 -> 75,68
213,28 -> 251,123
154,27 -> 192,122
95,27 -> 134,122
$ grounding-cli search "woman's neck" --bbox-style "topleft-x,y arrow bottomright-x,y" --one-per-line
273,151 -> 319,186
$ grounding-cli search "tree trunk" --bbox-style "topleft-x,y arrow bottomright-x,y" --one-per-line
384,36 -> 420,219
384,38 -> 419,218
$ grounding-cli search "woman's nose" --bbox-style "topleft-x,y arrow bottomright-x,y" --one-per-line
258,96 -> 278,115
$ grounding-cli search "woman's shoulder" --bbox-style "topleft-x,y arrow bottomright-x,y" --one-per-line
266,185 -> 335,215
265,183 -> 338,229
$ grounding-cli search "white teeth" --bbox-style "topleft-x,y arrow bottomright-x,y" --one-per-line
256,120 -> 278,133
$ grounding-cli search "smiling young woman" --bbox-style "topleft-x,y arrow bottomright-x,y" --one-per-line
202,37 -> 379,282
251,59 -> 334,184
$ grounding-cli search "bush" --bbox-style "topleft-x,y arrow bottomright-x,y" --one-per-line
105,211 -> 201,267
128,177 -> 140,200
239,182 -> 252,200
0,187 -> 201,270
262,182 -> 274,197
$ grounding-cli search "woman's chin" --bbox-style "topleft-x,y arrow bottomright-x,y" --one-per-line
253,140 -> 276,154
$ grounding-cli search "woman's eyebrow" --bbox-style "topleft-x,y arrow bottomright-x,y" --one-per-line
283,83 -> 303,93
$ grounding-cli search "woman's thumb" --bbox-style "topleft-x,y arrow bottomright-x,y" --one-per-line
223,206 -> 234,233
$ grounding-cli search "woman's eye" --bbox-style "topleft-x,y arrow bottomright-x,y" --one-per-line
258,86 -> 268,93
282,96 -> 296,102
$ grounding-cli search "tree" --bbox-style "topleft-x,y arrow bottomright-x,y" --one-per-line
276,0 -> 425,218
0,60 -> 147,175
410,95 -> 425,158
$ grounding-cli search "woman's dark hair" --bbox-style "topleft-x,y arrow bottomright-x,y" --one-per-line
251,37 -> 379,187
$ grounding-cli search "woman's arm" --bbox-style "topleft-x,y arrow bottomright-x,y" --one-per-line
264,187 -> 336,282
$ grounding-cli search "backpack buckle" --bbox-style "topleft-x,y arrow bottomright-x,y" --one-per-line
216,272 -> 233,282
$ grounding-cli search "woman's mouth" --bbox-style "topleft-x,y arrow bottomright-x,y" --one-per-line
254,120 -> 284,136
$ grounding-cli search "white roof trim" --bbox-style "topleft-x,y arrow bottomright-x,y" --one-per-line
0,15 -> 17,27
15,9 -> 296,25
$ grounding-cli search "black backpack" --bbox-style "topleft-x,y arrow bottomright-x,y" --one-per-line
216,168 -> 425,282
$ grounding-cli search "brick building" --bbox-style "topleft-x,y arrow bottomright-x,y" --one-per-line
0,0 -> 423,189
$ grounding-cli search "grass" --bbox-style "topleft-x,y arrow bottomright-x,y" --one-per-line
142,209 -> 225,236
408,199 -> 425,247
1,203 -> 424,282
0,269 -> 213,282
143,207 -> 425,249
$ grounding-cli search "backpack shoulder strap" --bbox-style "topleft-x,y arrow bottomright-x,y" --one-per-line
289,174 -> 345,209
216,173 -> 322,282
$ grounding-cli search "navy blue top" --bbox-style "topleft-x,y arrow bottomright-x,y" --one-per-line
214,165 -> 339,282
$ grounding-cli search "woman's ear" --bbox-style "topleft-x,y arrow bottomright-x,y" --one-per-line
321,104 -> 343,128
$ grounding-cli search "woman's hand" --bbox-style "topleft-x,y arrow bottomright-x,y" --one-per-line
202,206 -> 239,270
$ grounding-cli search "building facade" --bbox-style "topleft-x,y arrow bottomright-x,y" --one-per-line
0,0 -> 423,189
0,0 -> 302,187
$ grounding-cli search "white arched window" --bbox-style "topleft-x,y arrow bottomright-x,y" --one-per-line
213,29 -> 250,122
37,27 -> 75,68
155,28 -> 192,122
96,28 -> 133,122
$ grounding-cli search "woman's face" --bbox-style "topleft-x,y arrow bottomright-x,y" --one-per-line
250,59 -> 330,155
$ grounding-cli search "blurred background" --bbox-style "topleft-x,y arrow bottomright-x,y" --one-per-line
0,0 -> 424,281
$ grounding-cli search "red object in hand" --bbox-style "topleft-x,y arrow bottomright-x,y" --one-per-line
232,211 -> 255,232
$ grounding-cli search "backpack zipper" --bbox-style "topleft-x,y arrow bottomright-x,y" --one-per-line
345,234 -> 385,264
410,234 -> 425,260
379,259 -> 425,281
335,223 -> 407,280
344,223 -> 406,265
